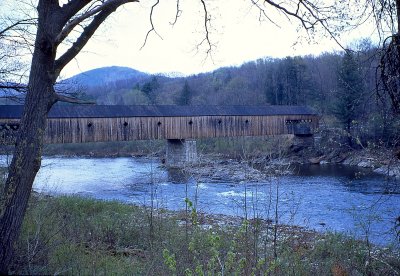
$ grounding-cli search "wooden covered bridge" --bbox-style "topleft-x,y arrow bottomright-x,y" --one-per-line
0,105 -> 318,166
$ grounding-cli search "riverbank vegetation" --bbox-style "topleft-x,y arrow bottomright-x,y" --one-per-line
6,195 -> 400,275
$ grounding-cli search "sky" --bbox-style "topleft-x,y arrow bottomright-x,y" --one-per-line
5,0 -> 379,79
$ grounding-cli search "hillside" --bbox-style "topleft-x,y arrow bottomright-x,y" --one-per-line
61,66 -> 150,100
65,66 -> 148,87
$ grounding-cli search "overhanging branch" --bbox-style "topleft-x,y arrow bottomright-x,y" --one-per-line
141,0 -> 163,50
250,0 -> 346,50
55,0 -> 137,78
198,0 -> 213,57
59,0 -> 92,26
0,18 -> 37,38
56,0 -> 138,46
170,0 -> 182,25
0,84 -> 27,92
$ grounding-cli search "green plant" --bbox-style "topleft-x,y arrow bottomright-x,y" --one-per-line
163,248 -> 177,275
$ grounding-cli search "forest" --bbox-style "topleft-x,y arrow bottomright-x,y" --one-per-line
73,40 -> 399,149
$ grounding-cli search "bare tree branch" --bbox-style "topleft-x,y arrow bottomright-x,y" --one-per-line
0,18 -> 36,38
55,0 -> 137,79
141,0 -> 163,50
248,0 -> 346,50
397,0 -> 400,33
55,0 -> 138,46
0,14 -> 35,95
0,84 -> 27,91
59,0 -> 92,25
378,34 -> 400,114
198,0 -> 213,57
170,0 -> 182,26
250,0 -> 281,27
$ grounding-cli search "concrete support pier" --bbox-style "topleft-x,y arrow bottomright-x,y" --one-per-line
291,123 -> 314,149
166,139 -> 198,167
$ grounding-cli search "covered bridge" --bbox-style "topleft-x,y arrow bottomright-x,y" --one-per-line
0,105 -> 318,166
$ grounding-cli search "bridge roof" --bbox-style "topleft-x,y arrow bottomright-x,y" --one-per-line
0,105 -> 317,119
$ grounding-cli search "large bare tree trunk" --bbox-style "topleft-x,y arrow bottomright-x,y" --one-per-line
0,90 -> 55,273
0,1 -> 137,272
0,3 -> 58,272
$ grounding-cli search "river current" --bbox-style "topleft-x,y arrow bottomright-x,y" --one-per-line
1,155 -> 399,246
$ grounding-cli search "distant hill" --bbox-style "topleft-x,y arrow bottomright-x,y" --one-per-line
64,66 -> 149,88
0,83 -> 26,104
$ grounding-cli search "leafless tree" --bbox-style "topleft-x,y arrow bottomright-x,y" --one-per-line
0,1 -> 140,272
0,10 -> 36,99
351,0 -> 400,114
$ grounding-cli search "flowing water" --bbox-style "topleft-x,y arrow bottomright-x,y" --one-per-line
1,155 -> 399,245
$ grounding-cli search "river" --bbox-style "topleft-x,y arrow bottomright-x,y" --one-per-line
1,155 -> 399,246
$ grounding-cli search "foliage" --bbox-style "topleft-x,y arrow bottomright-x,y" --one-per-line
141,76 -> 160,104
333,51 -> 364,134
77,45 -> 399,148
177,80 -> 191,105
9,195 -> 400,275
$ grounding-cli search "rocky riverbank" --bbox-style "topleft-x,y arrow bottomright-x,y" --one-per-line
303,148 -> 400,179
178,156 -> 270,183
174,146 -> 400,183
301,128 -> 400,178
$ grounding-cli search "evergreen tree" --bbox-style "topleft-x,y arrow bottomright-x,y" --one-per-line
142,76 -> 159,95
177,80 -> 191,105
334,51 -> 364,138
141,76 -> 159,104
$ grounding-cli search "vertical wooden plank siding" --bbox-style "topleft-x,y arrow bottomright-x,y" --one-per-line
0,115 -> 318,144
37,115 -> 318,143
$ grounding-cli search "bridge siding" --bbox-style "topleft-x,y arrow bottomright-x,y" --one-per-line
28,114 -> 317,143
0,104 -> 318,144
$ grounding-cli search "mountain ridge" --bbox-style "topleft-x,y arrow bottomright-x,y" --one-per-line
63,66 -> 149,88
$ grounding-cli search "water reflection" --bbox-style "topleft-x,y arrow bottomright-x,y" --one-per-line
293,164 -> 372,178
294,164 -> 400,195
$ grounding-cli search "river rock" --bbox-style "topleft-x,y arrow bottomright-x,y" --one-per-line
342,158 -> 352,165
358,160 -> 373,168
343,157 -> 359,166
309,156 -> 324,164
183,158 -> 268,183
374,166 -> 400,178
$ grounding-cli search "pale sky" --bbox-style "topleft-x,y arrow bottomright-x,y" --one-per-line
8,1 -> 379,79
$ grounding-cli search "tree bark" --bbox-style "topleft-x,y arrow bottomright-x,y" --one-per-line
0,2 -> 58,273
